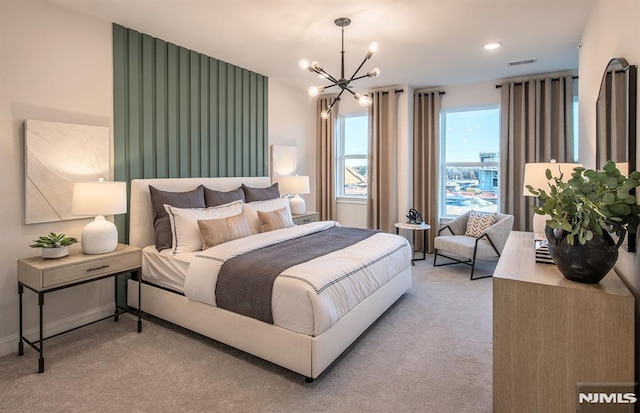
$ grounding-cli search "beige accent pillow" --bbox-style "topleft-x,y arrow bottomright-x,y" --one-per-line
257,207 -> 295,233
464,211 -> 498,238
198,212 -> 252,250
164,200 -> 243,253
242,197 -> 291,234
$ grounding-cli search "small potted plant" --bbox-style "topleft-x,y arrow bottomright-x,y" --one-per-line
30,232 -> 78,259
527,160 -> 640,283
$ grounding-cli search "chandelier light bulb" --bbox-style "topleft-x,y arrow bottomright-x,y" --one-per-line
298,59 -> 310,70
310,61 -> 321,70
365,42 -> 378,59
368,68 -> 381,77
307,86 -> 325,97
320,110 -> 330,119
358,94 -> 373,107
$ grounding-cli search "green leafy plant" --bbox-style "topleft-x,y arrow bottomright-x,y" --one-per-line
29,233 -> 78,249
526,160 -> 640,245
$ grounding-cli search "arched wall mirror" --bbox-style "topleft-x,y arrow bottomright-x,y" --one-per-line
596,57 -> 637,251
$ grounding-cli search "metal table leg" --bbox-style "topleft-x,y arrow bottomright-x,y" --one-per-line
18,284 -> 24,356
114,274 -> 119,322
38,292 -> 44,373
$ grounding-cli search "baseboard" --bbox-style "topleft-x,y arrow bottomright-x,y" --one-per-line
0,303 -> 114,358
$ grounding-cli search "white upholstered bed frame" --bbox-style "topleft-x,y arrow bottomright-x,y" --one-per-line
126,177 -> 412,380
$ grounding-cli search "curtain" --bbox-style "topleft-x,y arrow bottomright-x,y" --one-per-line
316,95 -> 339,221
413,90 -> 442,253
367,90 -> 400,233
500,74 -> 574,232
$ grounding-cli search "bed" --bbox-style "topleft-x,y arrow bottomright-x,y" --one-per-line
126,177 -> 412,381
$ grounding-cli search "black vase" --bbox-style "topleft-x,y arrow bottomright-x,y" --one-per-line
544,225 -> 620,284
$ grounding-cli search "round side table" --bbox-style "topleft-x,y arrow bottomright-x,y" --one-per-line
394,222 -> 431,265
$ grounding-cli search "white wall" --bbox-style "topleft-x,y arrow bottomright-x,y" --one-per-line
0,0 -> 114,357
579,0 -> 640,379
0,0 -> 313,357
440,81 -> 501,110
268,82 -> 315,210
579,0 -> 640,295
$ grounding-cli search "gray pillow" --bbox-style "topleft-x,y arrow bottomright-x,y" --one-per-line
241,183 -> 280,203
204,186 -> 245,207
149,185 -> 205,251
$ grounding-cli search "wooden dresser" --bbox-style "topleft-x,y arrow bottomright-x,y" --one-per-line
493,231 -> 634,413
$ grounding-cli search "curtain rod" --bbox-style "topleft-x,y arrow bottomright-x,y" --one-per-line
380,89 -> 446,95
414,90 -> 446,95
381,89 -> 405,95
496,75 -> 578,88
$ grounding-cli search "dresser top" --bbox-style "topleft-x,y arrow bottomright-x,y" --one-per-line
494,231 -> 632,297
18,243 -> 140,270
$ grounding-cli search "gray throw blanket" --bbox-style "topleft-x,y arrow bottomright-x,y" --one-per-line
215,226 -> 379,324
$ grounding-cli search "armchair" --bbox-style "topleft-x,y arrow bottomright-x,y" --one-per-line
433,211 -> 514,280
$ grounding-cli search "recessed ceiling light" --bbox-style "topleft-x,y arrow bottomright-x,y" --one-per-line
484,42 -> 502,50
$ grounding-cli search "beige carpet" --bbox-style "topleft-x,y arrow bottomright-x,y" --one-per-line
0,256 -> 494,413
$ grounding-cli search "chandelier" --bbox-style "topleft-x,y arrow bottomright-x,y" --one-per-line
299,17 -> 380,119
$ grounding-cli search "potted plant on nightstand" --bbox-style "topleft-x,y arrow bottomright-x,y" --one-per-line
30,233 -> 78,259
526,160 -> 640,283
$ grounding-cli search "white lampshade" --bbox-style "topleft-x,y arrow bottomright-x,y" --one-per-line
522,162 -> 582,196
278,175 -> 310,196
522,161 -> 581,239
278,175 -> 310,215
72,180 -> 127,254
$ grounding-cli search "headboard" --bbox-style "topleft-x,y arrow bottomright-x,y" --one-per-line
129,177 -> 271,248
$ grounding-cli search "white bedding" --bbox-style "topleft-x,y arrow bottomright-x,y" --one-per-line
186,221 -> 411,336
141,246 -> 194,293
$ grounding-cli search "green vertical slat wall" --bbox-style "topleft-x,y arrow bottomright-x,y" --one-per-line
113,24 -> 269,242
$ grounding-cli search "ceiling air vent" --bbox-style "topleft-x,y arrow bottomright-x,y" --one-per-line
508,58 -> 537,67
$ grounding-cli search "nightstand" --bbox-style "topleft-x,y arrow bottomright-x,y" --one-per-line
292,211 -> 320,225
394,222 -> 431,265
17,243 -> 142,373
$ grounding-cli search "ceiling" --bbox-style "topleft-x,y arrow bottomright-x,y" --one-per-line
48,0 -> 596,92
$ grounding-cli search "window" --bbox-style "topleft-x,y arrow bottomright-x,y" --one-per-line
441,107 -> 500,217
337,114 -> 368,198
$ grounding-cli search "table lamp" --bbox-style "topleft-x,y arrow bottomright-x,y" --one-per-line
278,175 -> 310,215
522,161 -> 581,239
72,179 -> 127,254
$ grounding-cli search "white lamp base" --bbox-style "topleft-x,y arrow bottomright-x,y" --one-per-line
289,195 -> 306,215
533,213 -> 549,241
81,215 -> 118,254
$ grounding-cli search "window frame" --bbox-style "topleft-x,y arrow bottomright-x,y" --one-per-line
336,113 -> 369,201
440,105 -> 501,219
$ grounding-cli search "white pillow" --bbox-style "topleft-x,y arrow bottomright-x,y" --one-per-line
164,200 -> 243,253
242,198 -> 291,234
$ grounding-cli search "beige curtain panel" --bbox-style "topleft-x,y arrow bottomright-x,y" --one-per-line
413,90 -> 442,253
499,74 -> 575,232
316,95 -> 339,221
367,90 -> 401,233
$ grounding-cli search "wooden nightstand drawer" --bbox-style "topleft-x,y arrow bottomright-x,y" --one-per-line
292,212 -> 319,225
18,244 -> 141,291
42,252 -> 139,288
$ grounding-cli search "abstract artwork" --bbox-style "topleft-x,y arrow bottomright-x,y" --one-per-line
270,145 -> 297,183
24,119 -> 109,224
